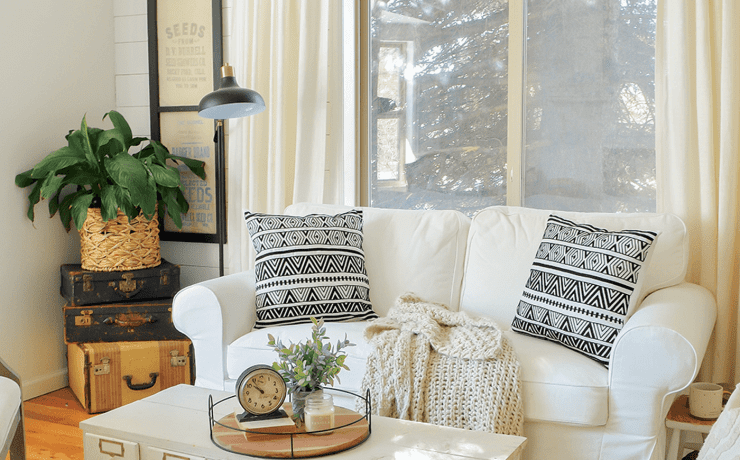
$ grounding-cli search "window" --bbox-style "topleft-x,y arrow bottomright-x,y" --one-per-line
366,0 -> 656,214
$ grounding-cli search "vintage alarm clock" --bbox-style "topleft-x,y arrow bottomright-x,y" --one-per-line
235,364 -> 288,421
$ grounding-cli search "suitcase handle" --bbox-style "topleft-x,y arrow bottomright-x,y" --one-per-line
122,372 -> 159,391
103,315 -> 156,327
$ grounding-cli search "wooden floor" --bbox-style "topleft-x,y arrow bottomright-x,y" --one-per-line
10,387 -> 92,460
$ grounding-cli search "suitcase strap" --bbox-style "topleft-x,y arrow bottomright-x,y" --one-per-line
103,314 -> 156,328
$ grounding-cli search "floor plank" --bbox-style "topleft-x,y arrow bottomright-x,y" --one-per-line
7,387 -> 92,460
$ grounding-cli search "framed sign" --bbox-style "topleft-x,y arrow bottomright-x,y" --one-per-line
159,112 -> 217,234
148,0 -> 223,242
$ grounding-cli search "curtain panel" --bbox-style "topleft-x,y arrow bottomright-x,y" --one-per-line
227,0 -> 345,273
657,0 -> 740,383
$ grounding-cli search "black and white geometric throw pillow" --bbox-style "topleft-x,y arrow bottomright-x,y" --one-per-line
511,214 -> 658,366
244,210 -> 377,329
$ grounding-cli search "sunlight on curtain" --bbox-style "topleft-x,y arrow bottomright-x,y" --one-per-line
657,0 -> 740,383
227,0 -> 344,273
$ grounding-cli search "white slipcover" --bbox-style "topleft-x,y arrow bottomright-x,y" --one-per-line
173,204 -> 716,460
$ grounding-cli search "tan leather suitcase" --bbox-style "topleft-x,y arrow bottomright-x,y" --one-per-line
67,340 -> 193,413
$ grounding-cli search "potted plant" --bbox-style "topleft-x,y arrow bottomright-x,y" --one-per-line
14,110 -> 205,271
268,317 -> 354,421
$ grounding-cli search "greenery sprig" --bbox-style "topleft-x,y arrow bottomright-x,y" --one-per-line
267,317 -> 354,393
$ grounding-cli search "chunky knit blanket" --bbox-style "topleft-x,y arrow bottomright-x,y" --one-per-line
360,294 -> 524,436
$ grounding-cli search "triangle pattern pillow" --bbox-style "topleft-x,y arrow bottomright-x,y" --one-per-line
244,209 -> 377,329
511,214 -> 658,366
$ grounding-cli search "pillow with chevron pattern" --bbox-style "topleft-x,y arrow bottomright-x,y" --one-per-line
511,214 -> 658,366
244,209 -> 377,329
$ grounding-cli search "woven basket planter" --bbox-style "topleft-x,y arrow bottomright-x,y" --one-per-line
79,208 -> 161,272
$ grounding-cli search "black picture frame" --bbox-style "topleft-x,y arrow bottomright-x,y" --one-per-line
147,0 -> 224,243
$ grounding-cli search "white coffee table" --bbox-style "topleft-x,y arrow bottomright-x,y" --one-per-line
80,384 -> 527,460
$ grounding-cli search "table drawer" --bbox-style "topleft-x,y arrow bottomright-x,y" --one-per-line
84,433 -> 139,460
143,446 -> 206,460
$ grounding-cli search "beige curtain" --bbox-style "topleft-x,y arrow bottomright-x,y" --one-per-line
657,0 -> 740,383
226,0 -> 345,273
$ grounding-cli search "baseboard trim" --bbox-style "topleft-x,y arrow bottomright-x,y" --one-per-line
21,368 -> 68,400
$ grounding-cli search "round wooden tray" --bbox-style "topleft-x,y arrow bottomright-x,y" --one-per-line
211,404 -> 370,458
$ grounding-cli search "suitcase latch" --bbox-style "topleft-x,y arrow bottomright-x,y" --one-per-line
74,310 -> 93,326
93,357 -> 110,376
82,274 -> 94,292
160,269 -> 170,286
119,273 -> 137,293
170,350 -> 188,367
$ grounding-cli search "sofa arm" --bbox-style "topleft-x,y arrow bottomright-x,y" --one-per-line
599,282 -> 717,460
172,270 -> 257,390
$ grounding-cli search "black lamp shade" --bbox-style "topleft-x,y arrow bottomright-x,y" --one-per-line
198,66 -> 266,119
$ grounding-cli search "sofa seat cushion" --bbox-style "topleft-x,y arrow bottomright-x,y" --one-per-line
228,321 -> 609,426
227,322 -> 373,407
506,330 -> 609,426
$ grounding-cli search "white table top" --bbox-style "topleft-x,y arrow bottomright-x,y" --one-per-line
81,384 -> 527,460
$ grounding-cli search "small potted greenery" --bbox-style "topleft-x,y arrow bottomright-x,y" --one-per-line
15,110 -> 205,271
268,317 -> 354,421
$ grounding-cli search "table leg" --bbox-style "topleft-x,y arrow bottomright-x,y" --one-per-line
666,427 -> 682,460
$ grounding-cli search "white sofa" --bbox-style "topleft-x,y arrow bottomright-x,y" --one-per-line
172,203 -> 717,460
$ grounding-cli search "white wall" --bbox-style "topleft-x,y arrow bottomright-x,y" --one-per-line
0,0 -> 116,399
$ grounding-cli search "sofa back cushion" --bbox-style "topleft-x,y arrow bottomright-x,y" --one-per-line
286,203 -> 471,316
460,206 -> 688,326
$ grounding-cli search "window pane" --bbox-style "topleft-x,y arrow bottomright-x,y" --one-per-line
523,0 -> 656,212
369,1 -> 510,215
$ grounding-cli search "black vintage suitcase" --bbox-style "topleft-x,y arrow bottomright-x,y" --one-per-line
63,300 -> 187,344
60,260 -> 180,306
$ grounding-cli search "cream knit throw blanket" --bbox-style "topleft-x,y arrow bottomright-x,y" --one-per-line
360,293 -> 524,436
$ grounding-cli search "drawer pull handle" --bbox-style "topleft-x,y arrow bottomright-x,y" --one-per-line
123,372 -> 159,391
98,438 -> 125,457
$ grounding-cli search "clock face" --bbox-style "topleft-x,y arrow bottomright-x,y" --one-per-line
235,365 -> 287,416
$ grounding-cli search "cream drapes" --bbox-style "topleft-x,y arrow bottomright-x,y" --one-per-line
657,0 -> 740,383
226,0 -> 345,273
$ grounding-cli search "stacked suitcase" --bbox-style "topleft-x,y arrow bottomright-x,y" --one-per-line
61,260 -> 193,413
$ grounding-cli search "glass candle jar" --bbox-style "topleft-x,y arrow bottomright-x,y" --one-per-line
304,391 -> 335,435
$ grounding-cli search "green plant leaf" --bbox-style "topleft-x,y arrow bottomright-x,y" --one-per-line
48,191 -> 61,218
96,129 -> 126,155
25,180 -> 43,221
149,164 -> 180,187
15,169 -> 35,188
62,168 -> 104,187
30,146 -> 86,179
79,115 -> 99,168
138,175 -> 157,218
105,110 -> 133,148
58,192 -> 77,231
168,153 -> 206,180
40,173 -> 64,200
150,140 -> 169,164
104,153 -> 150,206
162,189 -> 183,228
70,192 -> 94,230
100,185 -> 120,221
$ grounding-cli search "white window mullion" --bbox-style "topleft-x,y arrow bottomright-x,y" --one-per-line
342,0 -> 358,206
506,0 -> 526,207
